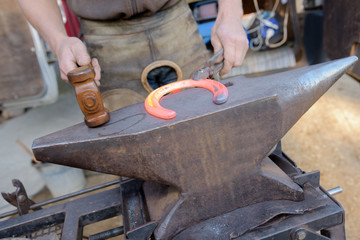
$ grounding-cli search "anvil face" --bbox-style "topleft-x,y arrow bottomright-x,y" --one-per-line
32,57 -> 357,239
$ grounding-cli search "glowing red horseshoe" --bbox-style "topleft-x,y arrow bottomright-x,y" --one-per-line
144,79 -> 229,120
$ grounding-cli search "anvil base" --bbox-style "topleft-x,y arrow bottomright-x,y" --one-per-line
119,146 -> 345,240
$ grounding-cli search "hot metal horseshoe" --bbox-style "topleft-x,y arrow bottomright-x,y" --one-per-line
144,79 -> 229,120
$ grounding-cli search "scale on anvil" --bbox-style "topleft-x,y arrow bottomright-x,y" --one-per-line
0,56 -> 357,240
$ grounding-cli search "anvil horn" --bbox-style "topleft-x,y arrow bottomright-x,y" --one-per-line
32,57 -> 357,239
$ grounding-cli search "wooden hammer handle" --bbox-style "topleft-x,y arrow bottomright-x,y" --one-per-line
67,65 -> 109,127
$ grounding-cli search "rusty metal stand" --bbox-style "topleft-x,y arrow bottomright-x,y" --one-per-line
0,146 -> 346,240
120,179 -> 157,239
0,183 -> 122,239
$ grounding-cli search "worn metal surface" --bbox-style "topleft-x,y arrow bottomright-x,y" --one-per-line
293,170 -> 320,188
120,179 -> 157,240
1,179 -> 39,216
0,179 -> 121,219
0,167 -> 346,240
173,185 -> 345,240
32,57 -> 357,239
88,226 -> 124,240
0,185 -> 122,239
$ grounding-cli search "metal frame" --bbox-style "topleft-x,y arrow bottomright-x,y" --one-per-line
0,151 -> 347,240
0,183 -> 122,239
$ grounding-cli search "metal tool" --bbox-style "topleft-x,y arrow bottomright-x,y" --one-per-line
192,48 -> 224,80
31,57 -> 357,239
67,65 -> 110,127
1,179 -> 40,216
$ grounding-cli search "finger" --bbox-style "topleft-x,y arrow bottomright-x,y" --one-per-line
58,52 -> 79,82
71,42 -> 91,67
60,70 -> 70,83
234,37 -> 249,67
221,42 -> 236,75
91,58 -> 101,86
233,47 -> 243,67
210,31 -> 223,56
212,37 -> 225,64
60,58 -> 78,79
235,47 -> 247,67
221,57 -> 232,75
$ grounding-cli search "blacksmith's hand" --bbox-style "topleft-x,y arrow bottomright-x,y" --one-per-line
55,37 -> 101,86
211,0 -> 249,75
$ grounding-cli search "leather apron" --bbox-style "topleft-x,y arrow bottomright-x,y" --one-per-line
80,0 -> 210,96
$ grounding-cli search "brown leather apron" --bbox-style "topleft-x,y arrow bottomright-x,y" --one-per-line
80,0 -> 210,96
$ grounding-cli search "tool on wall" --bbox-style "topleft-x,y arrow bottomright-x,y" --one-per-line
67,65 -> 109,127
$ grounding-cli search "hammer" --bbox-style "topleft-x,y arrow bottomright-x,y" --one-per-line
67,65 -> 109,127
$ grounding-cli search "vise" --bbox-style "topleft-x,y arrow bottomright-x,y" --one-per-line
31,57 -> 357,239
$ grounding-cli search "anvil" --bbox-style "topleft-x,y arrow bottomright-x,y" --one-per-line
32,57 -> 357,239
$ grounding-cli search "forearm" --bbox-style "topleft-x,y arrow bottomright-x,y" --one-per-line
17,0 -> 67,56
211,0 -> 248,74
217,0 -> 244,19
17,0 -> 101,83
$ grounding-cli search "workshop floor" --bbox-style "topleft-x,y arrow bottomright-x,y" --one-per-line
0,66 -> 359,239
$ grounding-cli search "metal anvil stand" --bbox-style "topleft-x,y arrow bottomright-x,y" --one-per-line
0,57 -> 357,240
